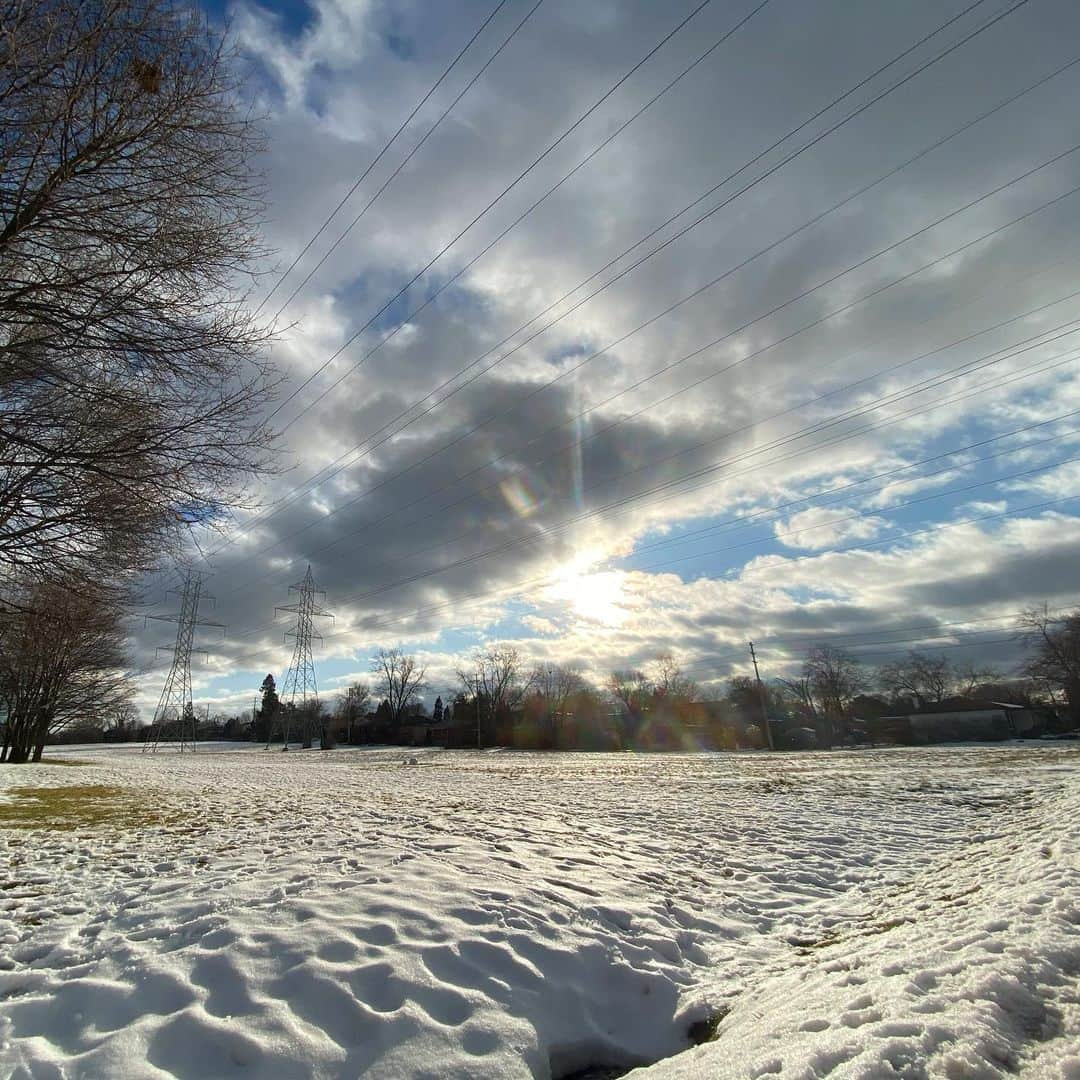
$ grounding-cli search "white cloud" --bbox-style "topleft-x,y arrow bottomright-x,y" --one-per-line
774,507 -> 887,550
130,0 -> 1080,712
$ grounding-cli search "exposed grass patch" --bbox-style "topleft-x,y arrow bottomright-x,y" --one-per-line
0,784 -> 177,831
794,915 -> 914,953
37,758 -> 93,768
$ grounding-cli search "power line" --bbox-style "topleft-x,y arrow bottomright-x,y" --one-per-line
339,408 -> 1080,610
264,0 -> 725,420
225,249 -> 1080,603
272,0 -> 776,423
218,157 -> 1080,583
274,0 -> 1029,446
682,626 -> 1038,682
267,0 -> 550,322
632,451 -> 1080,576
215,350 -> 1080,653
627,414 -> 1080,560
274,0 -> 1023,447
300,217 -> 1080,574
296,351 -> 1080,610
740,495 -> 1080,584
220,15 -> 1062,555
212,302 -> 1080,631
752,603 -> 1080,652
273,0 -> 1007,429
254,0 -> 514,316
209,493 -> 1080,674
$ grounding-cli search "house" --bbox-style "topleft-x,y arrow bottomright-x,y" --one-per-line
878,697 -> 1051,744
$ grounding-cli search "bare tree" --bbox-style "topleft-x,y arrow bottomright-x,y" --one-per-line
803,644 -> 866,747
607,668 -> 652,713
878,650 -> 951,708
952,660 -> 1004,699
373,649 -> 426,728
1018,605 -> 1080,727
777,672 -> 819,724
0,578 -> 132,762
335,681 -> 370,744
530,663 -> 586,747
106,701 -> 141,741
607,668 -> 652,746
650,653 -> 698,703
0,0 -> 277,587
460,646 -> 531,714
459,645 -> 532,747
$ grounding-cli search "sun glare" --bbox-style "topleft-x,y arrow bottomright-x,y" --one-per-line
552,565 -> 626,625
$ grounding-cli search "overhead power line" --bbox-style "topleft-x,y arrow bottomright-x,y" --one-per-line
216,337 -> 1080,647
273,0 -> 1020,433
255,0 -> 515,315
221,0 -> 1045,549
267,0 -> 550,322
218,147 -> 1080,582
265,0 -> 727,420
334,386 -> 1080,610
212,275 -> 1080,615
256,321 -> 1080,605
209,492 -> 1080,674
751,602 -> 1080,652
680,607 -> 1080,679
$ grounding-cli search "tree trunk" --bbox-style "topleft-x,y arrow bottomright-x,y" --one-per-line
1066,677 -> 1080,728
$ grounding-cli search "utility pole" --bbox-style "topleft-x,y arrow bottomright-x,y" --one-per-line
749,641 -> 775,750
275,566 -> 333,749
474,674 -> 483,750
144,568 -> 224,754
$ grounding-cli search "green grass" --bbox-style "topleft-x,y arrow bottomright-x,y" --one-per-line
0,784 -> 178,831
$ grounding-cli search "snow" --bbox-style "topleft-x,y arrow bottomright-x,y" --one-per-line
0,744 -> 1076,1078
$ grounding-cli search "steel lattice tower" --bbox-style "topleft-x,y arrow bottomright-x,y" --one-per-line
144,569 -> 223,753
272,566 -> 333,748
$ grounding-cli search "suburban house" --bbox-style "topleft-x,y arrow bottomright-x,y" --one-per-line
877,698 -> 1052,744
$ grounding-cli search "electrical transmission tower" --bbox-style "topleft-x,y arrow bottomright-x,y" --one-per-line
272,566 -> 333,749
144,569 -> 224,753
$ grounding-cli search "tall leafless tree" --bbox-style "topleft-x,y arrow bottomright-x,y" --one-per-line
877,650 -> 1002,706
1018,605 -> 1080,727
335,681 -> 370,744
0,0 -> 277,588
878,650 -> 952,708
530,662 -> 585,747
802,644 -> 866,747
459,645 -> 532,747
650,652 -> 697,703
459,646 -> 531,714
373,648 -> 426,728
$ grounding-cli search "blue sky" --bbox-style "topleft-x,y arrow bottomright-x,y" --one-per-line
132,0 -> 1080,717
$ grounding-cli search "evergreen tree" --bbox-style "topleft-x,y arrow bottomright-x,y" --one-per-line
433,696 -> 444,725
257,674 -> 279,743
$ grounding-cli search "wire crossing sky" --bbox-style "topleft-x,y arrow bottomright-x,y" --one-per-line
144,0 -> 1080,717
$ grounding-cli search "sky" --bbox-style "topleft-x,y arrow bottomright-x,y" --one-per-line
133,0 -> 1080,717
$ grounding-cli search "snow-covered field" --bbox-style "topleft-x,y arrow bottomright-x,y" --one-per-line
0,744 -> 1076,1079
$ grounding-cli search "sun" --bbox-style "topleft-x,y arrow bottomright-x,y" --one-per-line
551,564 -> 627,626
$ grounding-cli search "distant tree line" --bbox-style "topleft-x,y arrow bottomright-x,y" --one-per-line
287,607 -> 1080,753
29,605 -> 1080,754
